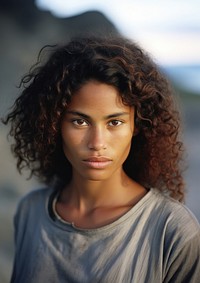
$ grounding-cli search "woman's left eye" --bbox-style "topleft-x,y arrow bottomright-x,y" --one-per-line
108,120 -> 123,127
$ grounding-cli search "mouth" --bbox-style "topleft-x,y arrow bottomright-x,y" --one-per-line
82,157 -> 113,169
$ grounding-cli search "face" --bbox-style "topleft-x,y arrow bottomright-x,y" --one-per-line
61,80 -> 135,182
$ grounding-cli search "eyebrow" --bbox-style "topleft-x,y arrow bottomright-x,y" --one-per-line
66,110 -> 130,120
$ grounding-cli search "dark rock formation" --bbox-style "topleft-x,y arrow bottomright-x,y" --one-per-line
0,0 -> 119,114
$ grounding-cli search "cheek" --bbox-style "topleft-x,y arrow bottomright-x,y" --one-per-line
115,132 -> 133,157
61,129 -> 84,152
117,127 -> 134,145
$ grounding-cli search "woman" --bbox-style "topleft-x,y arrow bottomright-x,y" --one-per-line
4,36 -> 200,282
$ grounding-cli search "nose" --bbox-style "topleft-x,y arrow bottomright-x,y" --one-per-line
87,126 -> 107,151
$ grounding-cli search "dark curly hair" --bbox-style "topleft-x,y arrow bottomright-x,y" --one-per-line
3,36 -> 185,201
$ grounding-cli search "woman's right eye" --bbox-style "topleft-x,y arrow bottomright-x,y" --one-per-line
72,119 -> 88,127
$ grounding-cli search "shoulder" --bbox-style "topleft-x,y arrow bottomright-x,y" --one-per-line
152,188 -> 199,227
149,188 -> 200,244
15,187 -> 54,223
150,188 -> 199,222
18,187 -> 52,207
149,190 -> 200,281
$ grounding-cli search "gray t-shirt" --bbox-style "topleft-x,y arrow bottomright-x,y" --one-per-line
11,187 -> 200,283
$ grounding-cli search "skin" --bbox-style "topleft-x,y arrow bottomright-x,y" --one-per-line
56,80 -> 147,229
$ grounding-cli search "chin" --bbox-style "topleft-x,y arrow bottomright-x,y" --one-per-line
80,171 -> 112,182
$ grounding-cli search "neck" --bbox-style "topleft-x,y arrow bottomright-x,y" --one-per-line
56,169 -> 147,229
60,168 -> 144,214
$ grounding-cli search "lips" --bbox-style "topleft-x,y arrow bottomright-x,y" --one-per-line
84,157 -> 112,162
82,157 -> 112,169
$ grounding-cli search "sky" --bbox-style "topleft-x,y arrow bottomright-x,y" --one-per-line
36,0 -> 200,66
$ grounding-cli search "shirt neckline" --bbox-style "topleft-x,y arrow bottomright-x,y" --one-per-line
47,187 -> 157,234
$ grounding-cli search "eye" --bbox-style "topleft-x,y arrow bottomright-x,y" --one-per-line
108,120 -> 123,127
72,119 -> 89,127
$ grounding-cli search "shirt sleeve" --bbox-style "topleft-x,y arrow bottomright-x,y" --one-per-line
10,208 -> 20,283
163,233 -> 200,283
10,195 -> 29,283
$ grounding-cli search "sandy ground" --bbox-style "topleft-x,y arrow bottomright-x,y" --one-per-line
0,97 -> 199,283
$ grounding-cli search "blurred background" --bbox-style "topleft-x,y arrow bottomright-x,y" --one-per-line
0,0 -> 199,282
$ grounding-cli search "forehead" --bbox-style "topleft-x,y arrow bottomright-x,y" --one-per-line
67,80 -> 130,114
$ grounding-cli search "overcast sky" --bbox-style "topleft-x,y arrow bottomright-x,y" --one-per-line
36,0 -> 200,66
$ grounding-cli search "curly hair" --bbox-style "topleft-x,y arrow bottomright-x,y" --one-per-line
3,36 -> 185,201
